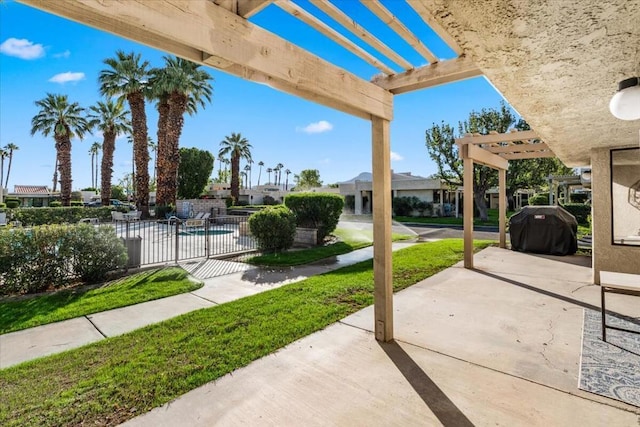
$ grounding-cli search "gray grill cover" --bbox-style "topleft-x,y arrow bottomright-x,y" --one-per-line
509,206 -> 578,255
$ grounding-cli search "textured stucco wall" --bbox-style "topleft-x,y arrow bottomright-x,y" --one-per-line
591,148 -> 640,283
420,0 -> 640,166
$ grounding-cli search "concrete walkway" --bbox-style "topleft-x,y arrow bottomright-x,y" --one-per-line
122,247 -> 640,426
0,242 -> 413,369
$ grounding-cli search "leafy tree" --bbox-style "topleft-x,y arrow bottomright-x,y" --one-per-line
149,56 -> 213,207
111,185 -> 127,201
296,169 -> 323,189
219,133 -> 252,201
426,103 -> 514,220
177,147 -> 214,199
31,93 -> 90,206
505,120 -> 574,209
3,142 -> 18,188
99,51 -> 151,217
88,98 -> 131,207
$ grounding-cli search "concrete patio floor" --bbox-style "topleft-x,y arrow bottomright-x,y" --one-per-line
124,246 -> 640,426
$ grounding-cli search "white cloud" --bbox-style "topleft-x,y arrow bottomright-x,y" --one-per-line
0,38 -> 45,59
48,71 -> 85,84
390,151 -> 404,161
297,120 -> 333,134
53,50 -> 71,59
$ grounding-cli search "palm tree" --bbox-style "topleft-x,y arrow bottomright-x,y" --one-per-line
257,161 -> 264,186
244,164 -> 251,189
3,143 -> 18,189
285,168 -> 291,191
0,148 -> 6,204
219,133 -> 252,201
88,99 -> 131,206
150,56 -> 213,207
266,167 -> 273,185
88,142 -> 101,189
99,51 -> 151,217
247,159 -> 254,189
240,171 -> 247,189
31,93 -> 90,205
148,139 -> 157,183
275,163 -> 284,187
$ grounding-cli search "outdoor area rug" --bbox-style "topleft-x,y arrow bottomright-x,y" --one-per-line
579,309 -> 640,407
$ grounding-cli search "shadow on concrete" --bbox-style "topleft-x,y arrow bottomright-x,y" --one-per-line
379,340 -> 474,427
527,252 -> 592,268
473,269 -> 600,311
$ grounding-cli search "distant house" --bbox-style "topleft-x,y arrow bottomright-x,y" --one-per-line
10,185 -> 58,207
339,171 -> 457,215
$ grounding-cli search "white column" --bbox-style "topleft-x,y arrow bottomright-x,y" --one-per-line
372,116 -> 393,342
499,168 -> 507,248
464,155 -> 474,269
354,191 -> 363,215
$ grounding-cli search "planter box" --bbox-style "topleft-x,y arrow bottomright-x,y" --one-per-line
294,227 -> 317,247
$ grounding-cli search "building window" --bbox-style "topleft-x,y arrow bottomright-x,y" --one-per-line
611,147 -> 640,246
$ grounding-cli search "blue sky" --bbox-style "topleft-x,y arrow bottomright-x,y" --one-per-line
0,0 -> 510,191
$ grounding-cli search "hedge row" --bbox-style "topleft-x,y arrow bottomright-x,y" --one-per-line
0,224 -> 127,295
8,207 -> 117,226
284,193 -> 344,244
561,203 -> 591,225
248,205 -> 296,252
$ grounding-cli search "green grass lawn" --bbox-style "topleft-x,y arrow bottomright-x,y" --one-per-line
247,227 -> 414,266
0,268 -> 202,334
395,208 -> 515,227
0,239 -> 493,427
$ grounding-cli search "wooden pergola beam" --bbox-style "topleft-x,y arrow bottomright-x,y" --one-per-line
360,0 -> 438,64
485,142 -> 551,154
308,0 -> 413,70
372,56 -> 481,94
407,0 -> 463,55
500,151 -> 556,160
274,0 -> 396,75
238,0 -> 272,18
19,0 -> 392,121
456,130 -> 539,145
462,144 -> 509,170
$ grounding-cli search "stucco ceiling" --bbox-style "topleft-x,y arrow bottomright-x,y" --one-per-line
419,0 -> 640,166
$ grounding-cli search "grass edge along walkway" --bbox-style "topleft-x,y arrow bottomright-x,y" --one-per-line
0,267 -> 202,335
0,239 -> 494,427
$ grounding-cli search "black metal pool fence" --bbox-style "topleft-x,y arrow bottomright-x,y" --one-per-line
113,216 -> 257,267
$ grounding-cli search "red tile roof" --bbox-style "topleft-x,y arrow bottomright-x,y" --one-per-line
13,185 -> 51,194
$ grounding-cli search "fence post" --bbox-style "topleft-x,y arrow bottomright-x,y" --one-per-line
205,218 -> 210,258
125,220 -> 130,273
174,219 -> 180,264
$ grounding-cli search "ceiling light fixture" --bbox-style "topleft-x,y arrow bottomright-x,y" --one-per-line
609,77 -> 640,121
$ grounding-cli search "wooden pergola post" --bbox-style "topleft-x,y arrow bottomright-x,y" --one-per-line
463,155 -> 474,268
499,168 -> 507,248
372,116 -> 393,342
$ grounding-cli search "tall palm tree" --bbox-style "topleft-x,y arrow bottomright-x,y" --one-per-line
88,99 -> 131,206
150,56 -> 213,207
31,93 -> 90,205
0,148 -> 6,204
219,133 -> 252,201
275,163 -> 284,187
244,164 -> 251,189
88,142 -> 101,189
99,51 -> 151,217
247,159 -> 254,189
285,168 -> 291,191
257,161 -> 264,186
266,167 -> 273,185
148,139 -> 157,183
240,171 -> 247,189
3,143 -> 18,189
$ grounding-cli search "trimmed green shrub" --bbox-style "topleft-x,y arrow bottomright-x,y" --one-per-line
392,196 -> 416,216
570,192 -> 589,204
155,205 -> 174,219
49,201 -> 63,207
285,193 -> 344,243
0,203 -> 6,210
528,194 -> 549,206
262,195 -> 279,205
12,207 -> 114,226
344,195 -> 355,212
70,201 -> 84,207
5,199 -> 20,209
224,196 -> 235,208
561,203 -> 591,225
0,224 -> 127,294
248,205 -> 296,253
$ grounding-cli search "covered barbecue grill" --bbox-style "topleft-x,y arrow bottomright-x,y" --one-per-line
509,206 -> 578,255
